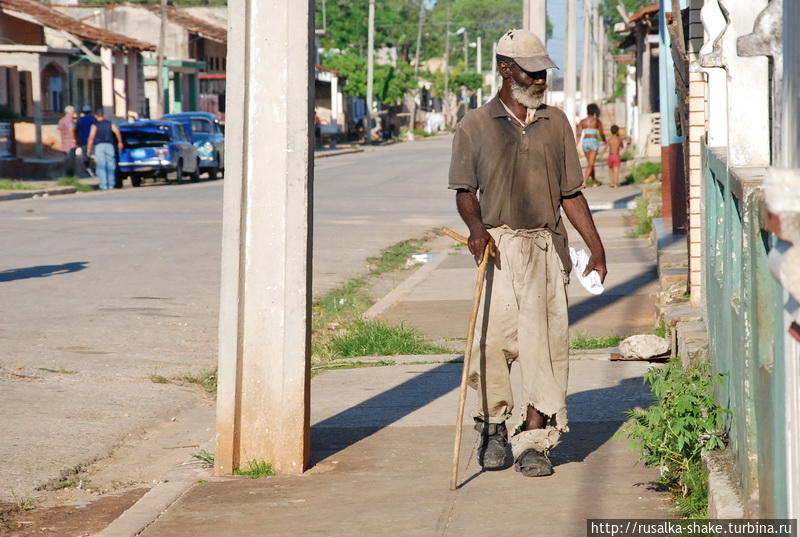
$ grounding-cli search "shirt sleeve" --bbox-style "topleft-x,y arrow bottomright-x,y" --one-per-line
560,114 -> 584,196
447,123 -> 478,193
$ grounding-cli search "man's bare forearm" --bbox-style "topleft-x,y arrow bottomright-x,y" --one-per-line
456,190 -> 485,234
456,190 -> 495,262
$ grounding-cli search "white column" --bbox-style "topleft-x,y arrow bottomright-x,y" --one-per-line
592,1 -> 602,100
365,0 -> 375,139
564,0 -> 577,131
126,52 -> 140,119
30,61 -> 43,158
215,0 -> 312,476
113,51 -> 126,118
580,0 -> 592,113
100,47 -> 114,117
524,0 -> 547,41
476,36 -> 482,106
491,42 -> 498,97
330,75 -> 339,130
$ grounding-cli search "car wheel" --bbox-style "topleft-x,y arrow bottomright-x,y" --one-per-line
131,175 -> 142,187
175,160 -> 184,184
208,162 -> 219,180
190,160 -> 200,182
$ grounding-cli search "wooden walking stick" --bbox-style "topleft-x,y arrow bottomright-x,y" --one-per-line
443,227 -> 492,491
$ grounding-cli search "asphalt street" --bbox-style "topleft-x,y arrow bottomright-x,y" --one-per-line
0,136 -> 463,501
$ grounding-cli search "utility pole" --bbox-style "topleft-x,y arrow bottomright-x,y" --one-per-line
523,0 -> 547,40
463,29 -> 468,70
476,35 -> 482,106
156,0 -> 166,117
564,0 -> 577,131
592,0 -> 602,100
580,0 -> 592,113
411,0 -> 426,136
414,0 -> 425,73
444,8 -> 450,96
322,0 -> 327,32
491,42 -> 497,97
364,0 -> 375,144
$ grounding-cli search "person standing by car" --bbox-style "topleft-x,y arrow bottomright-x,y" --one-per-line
57,105 -> 77,176
76,105 -> 96,177
86,109 -> 123,190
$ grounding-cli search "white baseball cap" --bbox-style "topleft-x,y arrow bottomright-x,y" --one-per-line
496,29 -> 558,72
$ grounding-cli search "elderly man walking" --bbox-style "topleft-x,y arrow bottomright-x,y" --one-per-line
448,29 -> 607,477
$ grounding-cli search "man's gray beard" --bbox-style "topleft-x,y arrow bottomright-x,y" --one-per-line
510,80 -> 547,109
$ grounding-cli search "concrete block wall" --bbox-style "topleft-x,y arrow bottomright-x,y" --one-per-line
687,0 -> 706,305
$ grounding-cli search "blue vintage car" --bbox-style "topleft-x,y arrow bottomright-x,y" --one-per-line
118,120 -> 200,187
162,112 -> 225,179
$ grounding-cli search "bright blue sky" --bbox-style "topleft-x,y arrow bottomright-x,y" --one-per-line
546,0 -> 587,75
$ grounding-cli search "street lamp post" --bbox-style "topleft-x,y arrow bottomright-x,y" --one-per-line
364,0 -> 375,144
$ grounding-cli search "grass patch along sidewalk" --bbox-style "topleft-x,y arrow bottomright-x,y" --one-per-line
314,319 -> 448,360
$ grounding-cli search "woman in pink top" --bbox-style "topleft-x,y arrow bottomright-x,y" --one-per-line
57,106 -> 77,175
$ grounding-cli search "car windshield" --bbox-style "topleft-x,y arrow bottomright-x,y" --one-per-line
191,119 -> 215,134
122,128 -> 170,147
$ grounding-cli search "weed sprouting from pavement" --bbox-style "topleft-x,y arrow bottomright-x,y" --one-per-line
569,334 -> 623,350
233,460 -> 274,479
366,238 -> 427,274
176,370 -> 217,396
316,319 -> 449,359
149,373 -> 170,384
191,449 -> 215,468
38,367 -> 77,375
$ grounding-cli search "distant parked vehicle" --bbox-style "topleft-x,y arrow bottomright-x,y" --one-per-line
162,112 -> 225,179
117,120 -> 200,187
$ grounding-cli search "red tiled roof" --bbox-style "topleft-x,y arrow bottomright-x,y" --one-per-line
628,3 -> 659,24
142,4 -> 226,44
0,0 -> 155,50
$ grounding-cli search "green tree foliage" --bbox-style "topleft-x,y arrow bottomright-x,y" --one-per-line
322,52 -> 418,106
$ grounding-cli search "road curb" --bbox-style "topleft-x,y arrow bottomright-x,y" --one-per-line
314,148 -> 364,159
90,443 -> 213,537
0,186 -> 77,202
364,240 -> 453,320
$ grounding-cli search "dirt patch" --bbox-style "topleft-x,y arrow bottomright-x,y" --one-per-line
0,487 -> 148,537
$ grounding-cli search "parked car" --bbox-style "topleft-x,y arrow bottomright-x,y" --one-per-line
162,112 -> 225,179
117,120 -> 200,187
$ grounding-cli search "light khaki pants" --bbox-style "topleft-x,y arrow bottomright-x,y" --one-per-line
468,226 -> 569,456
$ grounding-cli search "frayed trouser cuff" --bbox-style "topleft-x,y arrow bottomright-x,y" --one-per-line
509,407 -> 569,458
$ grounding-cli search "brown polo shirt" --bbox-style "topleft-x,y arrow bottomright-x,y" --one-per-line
448,96 -> 583,271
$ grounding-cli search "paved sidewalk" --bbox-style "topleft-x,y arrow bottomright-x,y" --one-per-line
137,185 -> 672,537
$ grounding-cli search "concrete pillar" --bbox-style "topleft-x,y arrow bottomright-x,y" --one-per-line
580,0 -> 592,113
524,0 -> 547,41
100,47 -> 114,118
698,0 -> 728,147
8,68 -> 21,115
592,1 -> 602,100
686,0 -> 708,304
564,0 -> 577,132
30,65 -> 43,159
330,75 -> 339,127
126,52 -> 140,119
113,51 -> 126,118
721,0 -> 770,167
640,36 -> 652,114
215,0 -> 312,476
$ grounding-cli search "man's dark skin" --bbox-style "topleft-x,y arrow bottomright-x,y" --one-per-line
455,58 -> 607,431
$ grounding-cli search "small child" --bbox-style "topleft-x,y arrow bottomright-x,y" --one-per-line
605,125 -> 623,188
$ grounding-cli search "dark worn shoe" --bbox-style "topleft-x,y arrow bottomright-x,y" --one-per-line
475,421 -> 509,470
514,448 -> 554,477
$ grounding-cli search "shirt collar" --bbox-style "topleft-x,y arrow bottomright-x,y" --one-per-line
487,94 -> 552,122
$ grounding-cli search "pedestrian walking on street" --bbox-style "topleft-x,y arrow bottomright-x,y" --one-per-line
448,29 -> 607,477
576,103 -> 606,187
57,105 -> 77,176
604,125 -> 624,188
76,105 -> 96,178
86,109 -> 123,190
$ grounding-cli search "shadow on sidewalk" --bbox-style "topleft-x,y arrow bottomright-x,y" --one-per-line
0,261 -> 89,283
568,269 -> 657,325
311,362 -> 460,463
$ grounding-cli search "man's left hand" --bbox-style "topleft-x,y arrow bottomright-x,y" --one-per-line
584,250 -> 607,283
